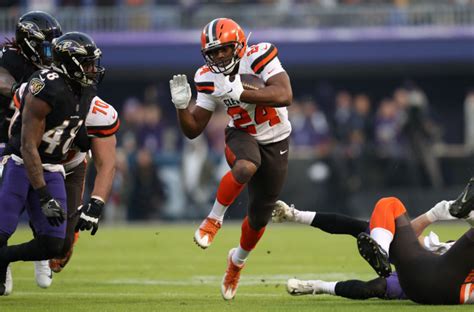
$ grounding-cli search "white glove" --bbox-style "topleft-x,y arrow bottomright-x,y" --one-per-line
170,74 -> 192,109
425,200 -> 456,222
214,75 -> 244,101
423,231 -> 455,254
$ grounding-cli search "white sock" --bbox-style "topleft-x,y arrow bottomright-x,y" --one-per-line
208,200 -> 228,222
295,211 -> 316,225
370,227 -> 393,256
320,281 -> 338,295
231,246 -> 250,266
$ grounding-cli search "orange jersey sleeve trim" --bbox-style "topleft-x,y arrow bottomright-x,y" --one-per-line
195,81 -> 215,94
13,93 -> 21,109
251,45 -> 278,74
87,119 -> 120,137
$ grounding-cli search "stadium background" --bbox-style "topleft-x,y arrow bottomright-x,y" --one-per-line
1,0 -> 474,222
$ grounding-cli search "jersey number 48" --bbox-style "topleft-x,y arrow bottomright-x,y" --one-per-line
42,120 -> 83,155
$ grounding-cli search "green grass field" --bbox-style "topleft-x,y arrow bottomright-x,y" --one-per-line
1,222 -> 472,311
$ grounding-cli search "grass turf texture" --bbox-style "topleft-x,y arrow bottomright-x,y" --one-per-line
1,222 -> 472,311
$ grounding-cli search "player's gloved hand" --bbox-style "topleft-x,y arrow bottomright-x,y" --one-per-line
169,74 -> 191,109
214,75 -> 244,101
425,200 -> 456,222
75,196 -> 105,235
37,186 -> 66,227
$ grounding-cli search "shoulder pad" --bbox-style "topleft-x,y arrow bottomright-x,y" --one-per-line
26,69 -> 63,107
194,65 -> 215,94
0,47 -> 24,75
86,96 -> 120,137
246,42 -> 279,74
0,46 -> 21,59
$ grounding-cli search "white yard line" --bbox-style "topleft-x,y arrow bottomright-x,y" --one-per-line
10,291 -> 282,298
11,272 -> 370,287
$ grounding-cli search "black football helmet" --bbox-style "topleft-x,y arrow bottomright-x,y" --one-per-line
52,32 -> 105,86
15,11 -> 62,68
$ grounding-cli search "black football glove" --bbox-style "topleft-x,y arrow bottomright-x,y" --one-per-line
75,197 -> 104,235
37,186 -> 66,227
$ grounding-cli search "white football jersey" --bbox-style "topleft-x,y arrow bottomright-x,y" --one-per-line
63,96 -> 120,171
194,42 -> 292,145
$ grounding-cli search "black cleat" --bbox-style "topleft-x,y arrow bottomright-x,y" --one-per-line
449,178 -> 474,219
357,232 -> 392,278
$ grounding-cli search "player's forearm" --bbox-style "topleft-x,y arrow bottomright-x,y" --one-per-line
240,85 -> 292,107
410,214 -> 432,237
91,136 -> 116,201
91,162 -> 115,202
0,68 -> 16,98
176,109 -> 204,139
21,144 -> 47,189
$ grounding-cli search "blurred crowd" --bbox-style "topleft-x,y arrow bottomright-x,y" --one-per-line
1,0 -> 472,32
2,0 -> 473,8
94,81 -> 473,222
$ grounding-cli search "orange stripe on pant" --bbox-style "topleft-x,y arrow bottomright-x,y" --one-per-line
216,171 -> 245,206
240,216 -> 265,251
459,283 -> 474,304
370,197 -> 407,235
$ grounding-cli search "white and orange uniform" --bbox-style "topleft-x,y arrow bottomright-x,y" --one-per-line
63,96 -> 120,172
461,271 -> 474,304
13,84 -> 119,172
194,42 -> 291,145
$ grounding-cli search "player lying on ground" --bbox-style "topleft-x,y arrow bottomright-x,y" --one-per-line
273,199 -> 471,300
355,178 -> 474,304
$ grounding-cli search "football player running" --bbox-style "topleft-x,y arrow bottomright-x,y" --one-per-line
0,32 -> 104,296
13,85 -> 119,276
170,18 -> 292,300
0,11 -> 62,290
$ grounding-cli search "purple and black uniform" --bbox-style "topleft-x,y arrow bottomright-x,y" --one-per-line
0,45 -> 37,153
0,68 -> 95,239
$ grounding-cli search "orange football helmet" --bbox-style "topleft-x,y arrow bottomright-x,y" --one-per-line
200,18 -> 246,74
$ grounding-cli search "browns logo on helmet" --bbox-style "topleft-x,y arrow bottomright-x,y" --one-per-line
200,18 -> 246,75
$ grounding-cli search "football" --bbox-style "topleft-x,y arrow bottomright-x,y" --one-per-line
239,74 -> 266,90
